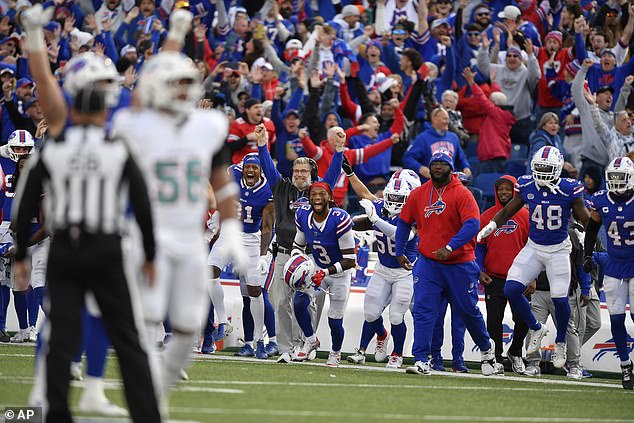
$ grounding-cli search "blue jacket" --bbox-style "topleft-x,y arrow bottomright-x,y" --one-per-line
402,128 -> 470,177
527,128 -> 567,173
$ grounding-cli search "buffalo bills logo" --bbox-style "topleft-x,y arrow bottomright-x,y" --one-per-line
592,336 -> 634,361
472,324 -> 514,352
290,196 -> 309,211
424,200 -> 446,218
495,220 -> 518,236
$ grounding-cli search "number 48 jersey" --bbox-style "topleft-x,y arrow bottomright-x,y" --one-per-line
516,175 -> 584,246
295,205 -> 353,269
371,199 -> 418,268
590,190 -> 634,262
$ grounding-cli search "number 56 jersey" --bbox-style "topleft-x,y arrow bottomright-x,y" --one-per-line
295,205 -> 353,270
516,175 -> 584,246
112,109 -> 228,238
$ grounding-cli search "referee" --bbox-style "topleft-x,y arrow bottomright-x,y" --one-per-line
12,86 -> 162,423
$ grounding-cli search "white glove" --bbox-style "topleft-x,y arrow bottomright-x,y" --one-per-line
21,4 -> 54,51
257,252 -> 272,274
206,212 -> 220,239
217,218 -> 248,274
166,8 -> 193,43
477,221 -> 498,242
359,199 -> 379,224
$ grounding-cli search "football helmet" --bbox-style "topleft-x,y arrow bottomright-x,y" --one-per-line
136,52 -> 203,113
63,52 -> 120,108
390,168 -> 421,188
605,156 -> 634,195
7,130 -> 34,162
383,177 -> 412,216
531,146 -> 564,186
283,254 -> 314,292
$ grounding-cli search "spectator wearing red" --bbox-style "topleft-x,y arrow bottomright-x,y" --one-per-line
300,126 -> 398,206
463,68 -> 515,173
228,98 -> 277,164
476,175 -> 530,370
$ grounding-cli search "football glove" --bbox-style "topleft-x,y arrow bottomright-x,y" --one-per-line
311,269 -> 327,288
257,253 -> 272,274
582,256 -> 594,274
476,221 -> 497,242
342,155 -> 355,177
217,218 -> 248,274
359,199 -> 379,223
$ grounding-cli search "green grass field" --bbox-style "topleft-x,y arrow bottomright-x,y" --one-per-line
0,343 -> 632,423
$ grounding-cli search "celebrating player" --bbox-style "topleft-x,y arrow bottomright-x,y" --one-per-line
347,176 -> 418,369
583,157 -> 634,389
396,150 -> 503,376
291,180 -> 356,367
478,146 -> 590,369
208,153 -> 275,359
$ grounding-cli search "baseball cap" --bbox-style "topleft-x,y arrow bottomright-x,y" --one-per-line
596,85 -> 615,94
243,154 -> 261,167
431,18 -> 449,30
600,49 -> 617,58
341,4 -> 360,18
24,96 -> 39,110
44,21 -> 60,32
226,61 -> 241,75
285,39 -> 303,50
498,5 -> 521,20
16,77 -> 33,89
429,149 -> 454,170
0,67 -> 14,76
120,44 -> 137,57
244,98 -> 261,110
284,109 -> 300,118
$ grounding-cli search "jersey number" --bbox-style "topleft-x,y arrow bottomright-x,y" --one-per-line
607,221 -> 634,246
312,245 -> 331,265
531,204 -> 562,230
155,160 -> 202,204
375,233 -> 396,256
242,205 -> 254,224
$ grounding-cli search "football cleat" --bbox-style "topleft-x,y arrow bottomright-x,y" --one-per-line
276,352 -> 292,364
481,339 -> 504,376
581,368 -> 593,378
406,360 -> 431,375
295,337 -> 320,361
0,329 -> 9,343
523,363 -> 541,376
430,356 -> 445,372
70,362 -> 83,381
552,342 -> 567,369
28,326 -> 37,343
201,335 -> 215,354
78,390 -> 128,417
11,328 -> 30,343
374,332 -> 389,363
235,344 -> 255,357
386,354 -> 403,369
507,352 -> 526,374
179,369 -> 189,381
265,341 -> 279,356
255,341 -> 268,360
526,324 -> 548,354
452,360 -> 469,373
214,322 -> 232,341
621,362 -> 633,390
347,349 -> 366,364
566,365 -> 583,380
326,351 -> 341,368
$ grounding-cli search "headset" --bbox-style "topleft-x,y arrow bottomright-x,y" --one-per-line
293,157 -> 319,183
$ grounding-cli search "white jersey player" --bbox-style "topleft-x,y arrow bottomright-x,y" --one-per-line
112,51 -> 243,398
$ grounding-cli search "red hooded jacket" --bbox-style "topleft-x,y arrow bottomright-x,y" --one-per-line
469,83 -> 516,161
478,175 -> 530,279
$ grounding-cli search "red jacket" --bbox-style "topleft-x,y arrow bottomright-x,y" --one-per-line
400,175 -> 480,264
228,117 -> 277,164
478,175 -> 530,279
300,135 -> 394,206
469,83 -> 516,161
457,83 -> 498,135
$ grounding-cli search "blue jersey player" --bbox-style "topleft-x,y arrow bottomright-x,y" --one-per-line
478,146 -> 590,370
584,157 -> 634,389
291,181 -> 356,367
208,154 -> 275,359
347,177 -> 418,369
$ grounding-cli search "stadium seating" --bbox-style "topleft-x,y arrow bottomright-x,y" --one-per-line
473,172 -> 504,205
510,144 -> 529,160
504,159 -> 527,178
465,141 -> 478,158
468,187 -> 486,212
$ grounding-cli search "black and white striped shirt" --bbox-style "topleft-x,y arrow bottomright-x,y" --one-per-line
12,125 -> 155,261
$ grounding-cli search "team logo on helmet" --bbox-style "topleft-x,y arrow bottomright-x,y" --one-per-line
283,254 -> 314,292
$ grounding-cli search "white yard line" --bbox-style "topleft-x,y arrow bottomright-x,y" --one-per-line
168,407 -> 628,422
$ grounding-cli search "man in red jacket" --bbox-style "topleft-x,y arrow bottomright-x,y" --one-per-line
228,98 -> 277,164
476,175 -> 530,374
300,126 -> 400,206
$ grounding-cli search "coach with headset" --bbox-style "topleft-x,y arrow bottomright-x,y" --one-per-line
255,124 -> 345,362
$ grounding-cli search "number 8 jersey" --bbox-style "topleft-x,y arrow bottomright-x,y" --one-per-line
294,205 -> 353,269
516,175 -> 584,246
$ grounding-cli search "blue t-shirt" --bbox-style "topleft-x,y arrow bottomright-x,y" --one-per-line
295,205 -> 353,269
516,175 -> 584,245
372,199 -> 418,268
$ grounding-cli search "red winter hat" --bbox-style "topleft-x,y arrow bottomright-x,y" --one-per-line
544,31 -> 563,46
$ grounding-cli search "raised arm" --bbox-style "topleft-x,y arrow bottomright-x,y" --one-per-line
255,124 -> 281,186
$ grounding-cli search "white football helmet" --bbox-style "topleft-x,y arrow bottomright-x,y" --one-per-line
136,52 -> 203,113
605,156 -> 634,195
63,52 -> 120,108
283,254 -> 314,292
383,178 -> 412,216
531,146 -> 564,186
7,130 -> 34,162
390,168 -> 421,188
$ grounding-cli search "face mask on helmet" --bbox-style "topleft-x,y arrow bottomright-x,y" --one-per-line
7,130 -> 35,162
382,178 -> 412,216
531,147 -> 563,187
605,157 -> 634,194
